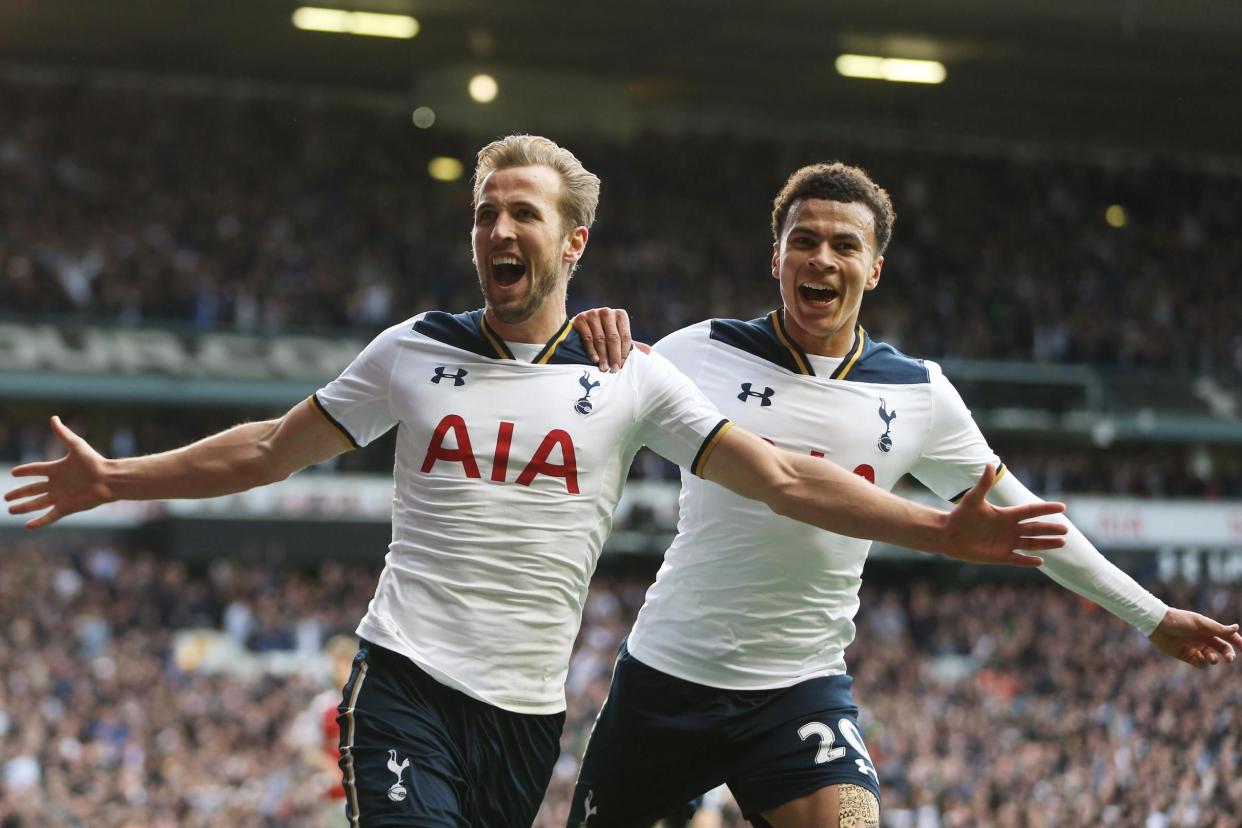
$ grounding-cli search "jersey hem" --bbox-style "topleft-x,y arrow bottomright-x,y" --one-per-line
354,620 -> 568,716
626,631 -> 847,692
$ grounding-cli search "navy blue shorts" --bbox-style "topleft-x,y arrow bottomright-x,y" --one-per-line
337,640 -> 564,827
568,641 -> 879,827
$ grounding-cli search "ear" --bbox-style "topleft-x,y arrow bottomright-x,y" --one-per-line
770,241 -> 780,280
865,255 -> 884,291
564,226 -> 589,264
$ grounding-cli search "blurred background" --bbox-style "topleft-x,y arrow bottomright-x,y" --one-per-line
2,1 -> 1242,826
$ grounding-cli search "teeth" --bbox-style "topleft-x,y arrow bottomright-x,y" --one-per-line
492,255 -> 521,266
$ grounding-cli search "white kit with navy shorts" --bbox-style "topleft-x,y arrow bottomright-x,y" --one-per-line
312,309 -> 730,715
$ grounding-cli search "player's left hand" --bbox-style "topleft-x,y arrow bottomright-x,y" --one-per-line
940,464 -> 1068,567
573,307 -> 632,372
1147,608 -> 1242,668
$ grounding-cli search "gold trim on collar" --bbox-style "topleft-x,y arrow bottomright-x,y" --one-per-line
480,317 -> 515,360
534,318 -> 573,365
832,325 -> 866,380
770,310 -> 813,376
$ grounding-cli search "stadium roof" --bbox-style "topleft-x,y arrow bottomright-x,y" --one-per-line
3,0 -> 1241,157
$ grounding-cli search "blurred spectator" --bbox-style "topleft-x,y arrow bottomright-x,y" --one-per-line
2,75 -> 1242,380
2,539 -> 1240,826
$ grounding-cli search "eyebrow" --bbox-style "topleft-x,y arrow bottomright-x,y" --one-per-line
475,198 -> 542,215
789,226 -> 866,245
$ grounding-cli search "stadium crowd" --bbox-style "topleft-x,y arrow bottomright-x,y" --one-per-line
1,538 -> 1239,827
4,71 -> 1242,828
3,74 -> 1242,380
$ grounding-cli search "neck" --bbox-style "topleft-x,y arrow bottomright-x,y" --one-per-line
484,294 -> 569,343
782,307 -> 859,358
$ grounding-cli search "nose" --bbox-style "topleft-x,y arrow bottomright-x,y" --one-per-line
491,210 -> 517,240
807,242 -> 836,271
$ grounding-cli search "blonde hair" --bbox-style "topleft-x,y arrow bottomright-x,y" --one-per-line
472,134 -> 601,231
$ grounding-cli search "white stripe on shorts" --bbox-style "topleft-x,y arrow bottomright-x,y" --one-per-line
340,659 -> 369,828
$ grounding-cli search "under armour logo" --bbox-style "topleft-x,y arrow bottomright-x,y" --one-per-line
877,398 -> 897,452
575,372 -> 602,415
386,749 -> 411,802
431,367 -> 468,386
738,383 -> 775,406
580,789 -> 598,826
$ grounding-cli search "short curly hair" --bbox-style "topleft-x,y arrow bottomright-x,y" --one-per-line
771,162 -> 895,255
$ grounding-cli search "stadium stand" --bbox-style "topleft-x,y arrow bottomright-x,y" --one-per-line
3,77 -> 1242,379
4,72 -> 1242,828
1,541 -> 1238,827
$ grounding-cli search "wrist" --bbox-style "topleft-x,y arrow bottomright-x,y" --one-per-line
99,457 -> 125,502
902,505 -> 951,556
1146,607 -> 1174,639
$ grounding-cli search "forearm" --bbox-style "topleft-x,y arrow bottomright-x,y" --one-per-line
104,420 -> 289,501
742,448 -> 953,554
991,474 -> 1168,634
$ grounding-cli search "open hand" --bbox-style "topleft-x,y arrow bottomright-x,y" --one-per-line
573,307 -> 632,372
941,465 -> 1067,567
5,416 -> 115,529
1148,608 -> 1242,668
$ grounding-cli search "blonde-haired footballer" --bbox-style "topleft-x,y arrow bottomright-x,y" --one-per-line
570,162 -> 1242,828
8,140 -> 1072,828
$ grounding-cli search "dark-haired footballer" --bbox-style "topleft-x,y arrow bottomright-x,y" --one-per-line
569,163 -> 1242,828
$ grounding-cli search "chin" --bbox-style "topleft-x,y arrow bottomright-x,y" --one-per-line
490,300 -> 535,325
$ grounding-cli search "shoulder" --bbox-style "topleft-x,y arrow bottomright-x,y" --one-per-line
410,308 -> 487,352
922,359 -> 946,383
350,316 -> 422,360
652,320 -> 713,355
622,340 -> 695,390
705,314 -> 793,366
843,332 -> 930,385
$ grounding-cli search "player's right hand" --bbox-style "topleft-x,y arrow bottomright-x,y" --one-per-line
572,307 -> 632,373
5,416 -> 116,529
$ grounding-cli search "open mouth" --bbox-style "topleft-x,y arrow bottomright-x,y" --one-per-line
798,284 -> 838,306
492,255 -> 527,287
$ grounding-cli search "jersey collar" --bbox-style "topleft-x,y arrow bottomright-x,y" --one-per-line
769,310 -> 866,379
466,309 -> 593,364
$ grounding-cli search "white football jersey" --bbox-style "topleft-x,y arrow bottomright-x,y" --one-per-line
313,310 -> 729,714
628,311 -> 1006,690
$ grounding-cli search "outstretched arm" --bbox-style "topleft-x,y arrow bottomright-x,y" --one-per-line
988,473 -> 1242,668
699,426 -> 1067,564
5,399 -> 351,529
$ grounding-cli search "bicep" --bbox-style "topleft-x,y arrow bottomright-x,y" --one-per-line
265,398 -> 355,476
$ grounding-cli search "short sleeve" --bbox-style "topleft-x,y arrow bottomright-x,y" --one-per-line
632,349 -> 730,476
313,323 -> 404,448
908,362 -> 1002,501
